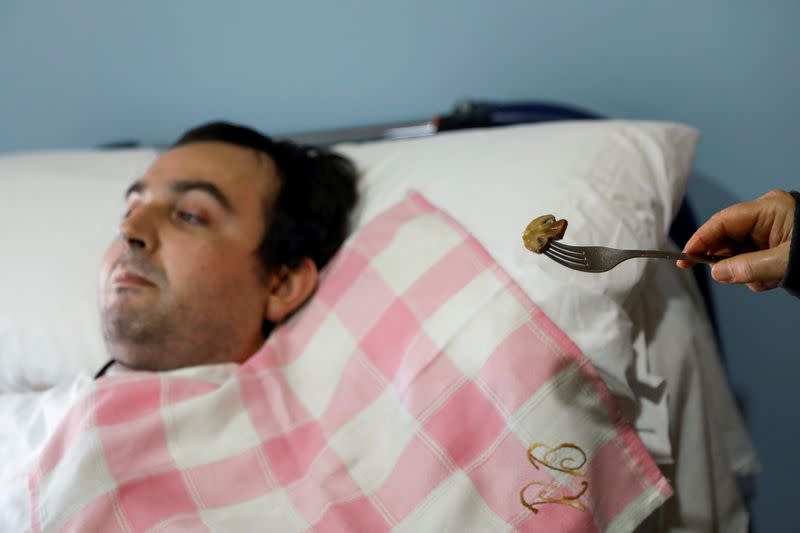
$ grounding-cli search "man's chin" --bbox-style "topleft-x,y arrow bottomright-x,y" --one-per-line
101,308 -> 168,353
102,290 -> 158,316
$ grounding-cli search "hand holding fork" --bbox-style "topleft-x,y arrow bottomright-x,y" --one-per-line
523,214 -> 727,274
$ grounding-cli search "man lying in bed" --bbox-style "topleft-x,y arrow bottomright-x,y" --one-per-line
0,122 -> 358,529
96,121 -> 358,376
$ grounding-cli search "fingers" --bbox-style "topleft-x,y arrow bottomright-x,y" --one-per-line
677,206 -> 754,270
683,201 -> 759,256
676,238 -> 739,270
677,189 -> 796,270
709,242 -> 790,287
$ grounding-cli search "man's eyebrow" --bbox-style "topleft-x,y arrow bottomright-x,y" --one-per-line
125,180 -> 144,200
124,179 -> 234,213
170,180 -> 234,213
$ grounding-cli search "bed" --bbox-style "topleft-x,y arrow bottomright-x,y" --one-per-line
0,105 -> 758,532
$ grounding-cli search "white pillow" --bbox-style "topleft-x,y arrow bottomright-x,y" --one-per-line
336,120 -> 697,302
0,120 -> 697,392
0,149 -> 159,391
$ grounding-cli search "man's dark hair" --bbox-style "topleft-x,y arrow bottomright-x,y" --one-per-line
174,121 -> 359,333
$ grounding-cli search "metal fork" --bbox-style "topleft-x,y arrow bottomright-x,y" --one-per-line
543,241 -> 728,273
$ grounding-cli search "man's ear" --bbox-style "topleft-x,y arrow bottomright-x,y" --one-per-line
263,258 -> 318,324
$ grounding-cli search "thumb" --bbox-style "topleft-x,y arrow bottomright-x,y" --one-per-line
710,243 -> 790,286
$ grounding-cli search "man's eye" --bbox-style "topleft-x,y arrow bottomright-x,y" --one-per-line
177,210 -> 205,225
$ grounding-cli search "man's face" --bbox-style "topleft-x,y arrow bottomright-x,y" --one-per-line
99,141 -> 280,371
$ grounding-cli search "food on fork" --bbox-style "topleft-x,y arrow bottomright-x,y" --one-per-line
523,215 -> 568,254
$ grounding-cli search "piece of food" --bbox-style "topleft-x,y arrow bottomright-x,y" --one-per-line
522,215 -> 568,253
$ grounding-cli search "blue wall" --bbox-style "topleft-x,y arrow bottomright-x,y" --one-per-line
2,1 -> 798,530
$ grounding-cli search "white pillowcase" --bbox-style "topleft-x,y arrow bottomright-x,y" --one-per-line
0,120 -> 697,392
336,120 -> 697,302
0,149 -> 159,391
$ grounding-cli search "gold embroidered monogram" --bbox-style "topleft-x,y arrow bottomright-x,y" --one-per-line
520,480 -> 589,514
527,442 -> 587,475
520,442 -> 589,514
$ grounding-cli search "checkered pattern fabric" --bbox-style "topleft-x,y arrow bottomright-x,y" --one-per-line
29,192 -> 671,532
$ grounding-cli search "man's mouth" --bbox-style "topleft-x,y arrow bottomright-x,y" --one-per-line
112,270 -> 156,288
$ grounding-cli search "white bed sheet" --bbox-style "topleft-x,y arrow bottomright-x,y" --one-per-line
626,257 -> 759,532
0,373 -> 92,530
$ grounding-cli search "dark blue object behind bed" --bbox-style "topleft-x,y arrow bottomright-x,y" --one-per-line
436,100 -> 719,341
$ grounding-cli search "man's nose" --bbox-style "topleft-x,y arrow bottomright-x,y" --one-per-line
119,206 -> 159,252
